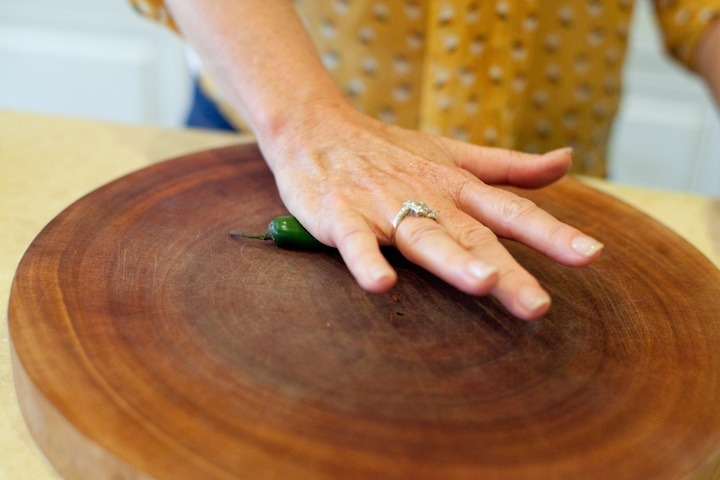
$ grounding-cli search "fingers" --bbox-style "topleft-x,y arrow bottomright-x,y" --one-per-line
393,217 -> 499,296
456,181 -> 604,267
326,204 -> 550,320
441,136 -> 572,188
492,273 -> 552,320
394,210 -> 550,320
438,138 -> 600,268
326,180 -> 601,320
330,211 -> 397,293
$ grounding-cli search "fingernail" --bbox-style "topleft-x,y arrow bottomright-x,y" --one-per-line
518,285 -> 551,313
545,146 -> 573,157
467,260 -> 498,281
571,236 -> 604,257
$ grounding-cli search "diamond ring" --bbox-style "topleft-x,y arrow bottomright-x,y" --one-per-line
390,201 -> 437,245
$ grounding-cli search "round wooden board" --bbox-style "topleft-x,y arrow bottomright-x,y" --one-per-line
9,144 -> 720,480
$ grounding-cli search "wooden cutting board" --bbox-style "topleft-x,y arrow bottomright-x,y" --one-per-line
9,144 -> 720,480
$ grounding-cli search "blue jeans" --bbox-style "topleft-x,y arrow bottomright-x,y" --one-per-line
186,80 -> 237,131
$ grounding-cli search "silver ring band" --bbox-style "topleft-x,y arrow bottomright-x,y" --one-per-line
390,200 -> 437,245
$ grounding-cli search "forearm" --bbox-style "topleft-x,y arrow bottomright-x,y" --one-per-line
163,0 -> 347,150
697,19 -> 720,106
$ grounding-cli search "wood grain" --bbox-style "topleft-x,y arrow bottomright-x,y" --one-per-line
9,144 -> 720,480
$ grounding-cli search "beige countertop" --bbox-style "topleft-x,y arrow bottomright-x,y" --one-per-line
1,110 -> 718,480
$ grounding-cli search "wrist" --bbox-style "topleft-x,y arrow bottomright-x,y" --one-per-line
249,91 -> 356,168
250,88 -> 350,140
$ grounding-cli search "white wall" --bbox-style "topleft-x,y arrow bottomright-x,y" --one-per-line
608,0 -> 720,196
1,0 -> 718,196
0,0 -> 191,127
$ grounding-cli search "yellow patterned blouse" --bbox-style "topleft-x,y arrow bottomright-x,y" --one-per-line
131,0 -> 720,176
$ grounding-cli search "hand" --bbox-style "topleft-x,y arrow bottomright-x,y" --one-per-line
159,0 -> 602,320
259,102 -> 604,320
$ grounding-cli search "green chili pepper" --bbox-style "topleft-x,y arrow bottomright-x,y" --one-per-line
229,215 -> 325,250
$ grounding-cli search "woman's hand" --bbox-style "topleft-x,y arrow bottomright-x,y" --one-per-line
163,0 -> 603,320
260,101 -> 603,321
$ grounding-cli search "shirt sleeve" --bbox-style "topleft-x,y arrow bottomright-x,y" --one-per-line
129,0 -> 178,31
653,0 -> 720,70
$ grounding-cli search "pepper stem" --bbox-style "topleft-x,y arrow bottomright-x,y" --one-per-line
229,230 -> 270,241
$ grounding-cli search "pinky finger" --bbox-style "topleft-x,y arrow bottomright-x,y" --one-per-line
332,213 -> 397,293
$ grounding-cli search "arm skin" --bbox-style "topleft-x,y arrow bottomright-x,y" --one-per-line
163,0 -> 604,320
697,19 -> 720,106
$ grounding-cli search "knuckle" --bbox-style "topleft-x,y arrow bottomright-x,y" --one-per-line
452,175 -> 482,206
320,191 -> 351,213
401,220 -> 442,249
497,195 -> 537,224
454,224 -> 497,250
335,225 -> 360,248
540,222 -> 567,244
334,221 -> 369,250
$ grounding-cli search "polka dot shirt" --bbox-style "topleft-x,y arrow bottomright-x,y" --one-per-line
131,0 -> 720,176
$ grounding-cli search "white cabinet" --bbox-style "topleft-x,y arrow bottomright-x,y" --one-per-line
608,0 -> 720,196
0,0 -> 191,127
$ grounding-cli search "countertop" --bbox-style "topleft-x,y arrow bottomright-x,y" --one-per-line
1,110 -> 718,480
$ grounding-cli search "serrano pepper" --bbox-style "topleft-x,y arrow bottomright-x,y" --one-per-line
229,215 -> 325,250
